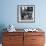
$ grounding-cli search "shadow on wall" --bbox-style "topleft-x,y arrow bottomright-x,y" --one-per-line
0,24 -> 7,43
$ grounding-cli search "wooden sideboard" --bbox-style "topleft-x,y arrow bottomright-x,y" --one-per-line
2,32 -> 45,46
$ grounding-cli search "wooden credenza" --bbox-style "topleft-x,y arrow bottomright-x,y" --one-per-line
2,32 -> 45,46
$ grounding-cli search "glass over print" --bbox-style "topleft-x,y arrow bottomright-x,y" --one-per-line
17,5 -> 35,23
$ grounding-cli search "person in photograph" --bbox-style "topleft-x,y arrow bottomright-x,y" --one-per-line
21,6 -> 33,20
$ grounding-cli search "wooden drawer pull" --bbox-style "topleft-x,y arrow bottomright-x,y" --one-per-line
32,39 -> 36,40
9,37 -> 14,40
9,38 -> 12,40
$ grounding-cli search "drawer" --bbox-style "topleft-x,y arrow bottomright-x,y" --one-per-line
24,35 -> 44,44
3,43 -> 23,46
3,36 -> 23,44
32,36 -> 45,44
24,32 -> 44,36
3,36 -> 23,43
31,44 -> 44,46
3,32 -> 23,36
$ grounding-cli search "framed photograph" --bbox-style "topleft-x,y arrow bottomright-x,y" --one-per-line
17,5 -> 35,23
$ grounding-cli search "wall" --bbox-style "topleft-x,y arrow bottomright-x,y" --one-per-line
0,0 -> 46,29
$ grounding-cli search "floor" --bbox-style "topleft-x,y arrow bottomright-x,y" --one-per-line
0,44 -> 2,46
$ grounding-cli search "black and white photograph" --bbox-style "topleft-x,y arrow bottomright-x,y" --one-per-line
17,5 -> 35,23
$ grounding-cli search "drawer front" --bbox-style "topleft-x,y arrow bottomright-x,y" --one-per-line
32,44 -> 44,46
3,32 -> 23,36
24,32 -> 44,36
3,43 -> 23,46
32,36 -> 45,44
3,36 -> 23,44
